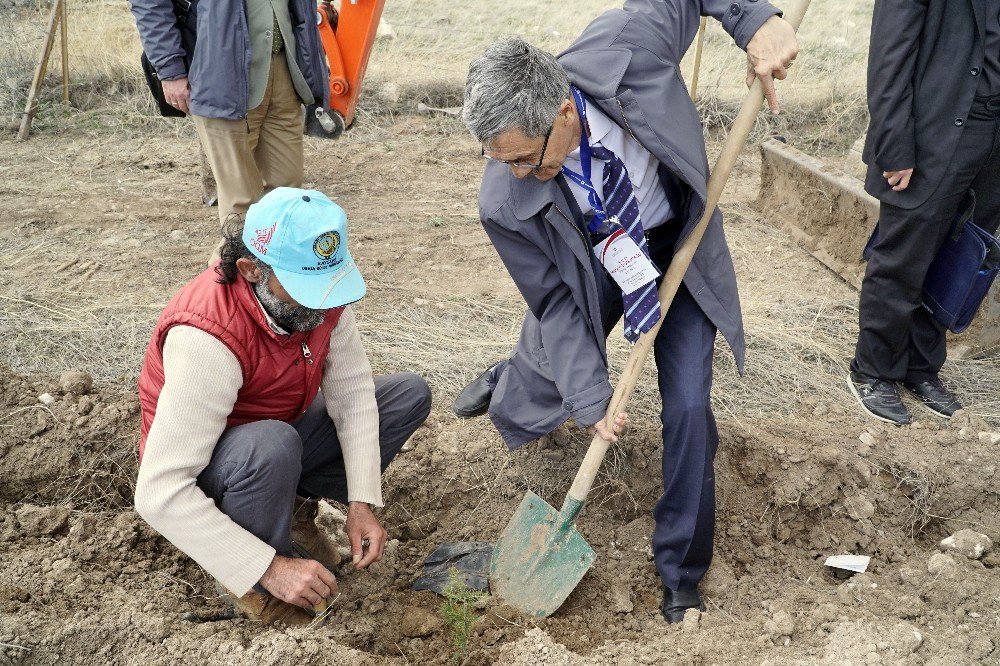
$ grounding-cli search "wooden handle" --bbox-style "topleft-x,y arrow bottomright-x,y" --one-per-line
566,0 -> 811,504
689,17 -> 708,101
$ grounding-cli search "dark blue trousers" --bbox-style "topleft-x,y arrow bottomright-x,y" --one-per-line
614,223 -> 719,592
489,220 -> 720,591
649,277 -> 718,591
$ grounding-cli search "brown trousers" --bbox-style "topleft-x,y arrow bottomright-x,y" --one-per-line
193,54 -> 305,225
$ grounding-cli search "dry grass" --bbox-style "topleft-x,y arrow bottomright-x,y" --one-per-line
1,0 -> 996,431
354,220 -> 1000,429
2,0 -> 873,145
2,0 -> 178,131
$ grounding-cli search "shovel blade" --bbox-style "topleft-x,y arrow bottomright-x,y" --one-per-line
489,491 -> 596,617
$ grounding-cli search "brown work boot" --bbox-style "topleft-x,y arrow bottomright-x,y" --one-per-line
219,585 -> 314,626
291,496 -> 342,571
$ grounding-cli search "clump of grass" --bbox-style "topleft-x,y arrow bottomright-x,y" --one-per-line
439,568 -> 487,663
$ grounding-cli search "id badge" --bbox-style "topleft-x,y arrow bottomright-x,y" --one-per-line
594,229 -> 659,295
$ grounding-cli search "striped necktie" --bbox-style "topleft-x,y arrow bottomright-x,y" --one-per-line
590,143 -> 661,342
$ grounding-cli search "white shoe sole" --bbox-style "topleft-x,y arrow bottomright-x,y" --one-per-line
845,374 -> 910,426
906,392 -> 955,419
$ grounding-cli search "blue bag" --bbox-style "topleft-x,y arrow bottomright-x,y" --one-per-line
863,190 -> 1000,333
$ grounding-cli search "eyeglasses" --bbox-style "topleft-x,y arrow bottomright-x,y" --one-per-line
481,122 -> 554,170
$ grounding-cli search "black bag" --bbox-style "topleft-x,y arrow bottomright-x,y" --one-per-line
141,0 -> 197,118
863,190 -> 1000,333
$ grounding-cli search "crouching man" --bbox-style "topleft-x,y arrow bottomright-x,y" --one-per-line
135,187 -> 431,625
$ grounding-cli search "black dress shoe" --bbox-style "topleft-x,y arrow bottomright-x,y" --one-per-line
452,364 -> 498,418
661,587 -> 705,624
847,371 -> 911,425
902,377 -> 962,418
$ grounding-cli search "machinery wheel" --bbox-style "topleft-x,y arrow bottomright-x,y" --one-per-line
305,104 -> 346,139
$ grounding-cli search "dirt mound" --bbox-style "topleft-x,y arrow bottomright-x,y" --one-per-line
2,362 -> 997,664
0,366 -> 139,510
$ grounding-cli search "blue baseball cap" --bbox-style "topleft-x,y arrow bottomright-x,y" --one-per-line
243,187 -> 366,310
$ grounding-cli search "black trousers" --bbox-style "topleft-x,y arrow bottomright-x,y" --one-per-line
853,96 -> 1000,382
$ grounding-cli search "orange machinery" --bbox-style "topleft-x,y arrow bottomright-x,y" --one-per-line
306,0 -> 387,138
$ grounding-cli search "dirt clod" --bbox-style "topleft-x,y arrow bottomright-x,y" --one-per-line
14,504 -> 70,537
682,608 -> 701,634
940,529 -> 993,560
927,552 -> 958,578
400,606 -> 442,638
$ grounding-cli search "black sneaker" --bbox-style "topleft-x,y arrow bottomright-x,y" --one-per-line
902,377 -> 962,418
846,371 -> 911,425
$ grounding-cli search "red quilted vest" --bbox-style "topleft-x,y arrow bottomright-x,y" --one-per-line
137,265 -> 343,458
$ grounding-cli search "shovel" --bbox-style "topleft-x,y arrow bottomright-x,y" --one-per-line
489,0 -> 812,618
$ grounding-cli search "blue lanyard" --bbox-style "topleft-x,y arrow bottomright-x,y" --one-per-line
561,87 -> 608,234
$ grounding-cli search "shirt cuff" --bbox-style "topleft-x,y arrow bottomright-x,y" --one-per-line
215,542 -> 276,598
346,470 -> 384,508
728,2 -> 783,51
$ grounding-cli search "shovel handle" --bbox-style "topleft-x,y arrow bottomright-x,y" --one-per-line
689,17 -> 708,101
565,0 -> 812,505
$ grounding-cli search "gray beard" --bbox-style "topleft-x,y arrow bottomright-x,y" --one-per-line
253,267 -> 328,333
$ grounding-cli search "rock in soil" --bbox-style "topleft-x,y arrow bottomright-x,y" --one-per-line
607,581 -> 633,614
58,371 -> 93,395
884,622 -> 923,656
939,529 -> 993,560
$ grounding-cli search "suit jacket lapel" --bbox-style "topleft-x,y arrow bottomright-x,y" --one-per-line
509,171 -> 594,272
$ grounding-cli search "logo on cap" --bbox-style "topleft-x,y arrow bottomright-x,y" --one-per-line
251,222 -> 278,256
313,231 -> 340,260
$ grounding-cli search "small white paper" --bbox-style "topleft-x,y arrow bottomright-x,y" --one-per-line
594,229 -> 659,295
824,554 -> 870,573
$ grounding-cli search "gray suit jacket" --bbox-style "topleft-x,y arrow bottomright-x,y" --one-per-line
863,0 -> 992,208
481,0 -> 780,449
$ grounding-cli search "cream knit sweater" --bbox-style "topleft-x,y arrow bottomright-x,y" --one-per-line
134,306 -> 380,596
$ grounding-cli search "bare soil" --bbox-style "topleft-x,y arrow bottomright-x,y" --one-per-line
1,115 -> 998,665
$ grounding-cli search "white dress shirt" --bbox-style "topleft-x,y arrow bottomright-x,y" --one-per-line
562,102 -> 673,232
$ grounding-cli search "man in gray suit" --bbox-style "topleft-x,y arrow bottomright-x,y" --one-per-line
848,0 -> 1000,425
453,0 -> 797,621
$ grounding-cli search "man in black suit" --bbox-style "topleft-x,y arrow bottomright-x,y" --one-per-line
848,0 -> 1000,425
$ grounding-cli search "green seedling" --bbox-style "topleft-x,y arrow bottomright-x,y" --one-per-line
440,568 -> 487,663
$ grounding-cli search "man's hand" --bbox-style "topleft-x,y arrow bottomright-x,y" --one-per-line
259,554 -> 337,609
162,77 -> 190,114
346,501 -> 387,569
587,412 -> 628,443
745,16 -> 799,114
883,168 -> 914,192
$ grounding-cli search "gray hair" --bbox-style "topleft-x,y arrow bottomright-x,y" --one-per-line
463,37 -> 570,146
